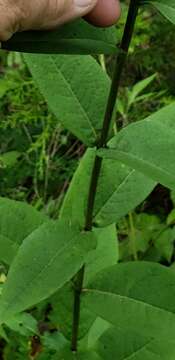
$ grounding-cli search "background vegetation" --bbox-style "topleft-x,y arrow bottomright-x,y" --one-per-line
0,2 -> 175,358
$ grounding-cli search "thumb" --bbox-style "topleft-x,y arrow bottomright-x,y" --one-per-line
0,0 -> 98,41
21,0 -> 99,31
59,0 -> 98,26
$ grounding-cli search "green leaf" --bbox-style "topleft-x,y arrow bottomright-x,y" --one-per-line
0,235 -> 18,265
5,312 -> 38,336
0,197 -> 47,245
24,55 -> 110,145
144,0 -> 175,25
61,149 -> 155,227
98,103 -> 175,190
49,225 -> 118,340
153,227 -> 175,262
0,151 -> 21,168
2,19 -> 118,55
128,74 -> 156,108
84,225 -> 118,284
0,221 -> 96,323
94,160 -> 156,227
84,262 -> 175,341
60,149 -> 96,227
97,326 -> 175,360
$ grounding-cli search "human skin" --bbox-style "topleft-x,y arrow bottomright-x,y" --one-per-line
0,0 -> 121,41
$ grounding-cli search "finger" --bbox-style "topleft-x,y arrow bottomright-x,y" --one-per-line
0,0 -> 98,41
85,0 -> 121,27
21,0 -> 99,31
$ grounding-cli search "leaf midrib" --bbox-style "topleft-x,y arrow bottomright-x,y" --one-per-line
50,56 -> 97,139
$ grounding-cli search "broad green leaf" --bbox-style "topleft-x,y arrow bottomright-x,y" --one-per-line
0,221 -> 96,324
94,160 -> 155,227
0,197 -> 47,245
24,55 -> 110,145
0,234 -> 18,265
83,262 -> 175,341
98,103 -> 175,191
144,0 -> 175,25
49,225 -> 118,340
97,326 -> 175,360
61,149 -> 155,227
2,19 -> 118,55
84,225 -> 118,284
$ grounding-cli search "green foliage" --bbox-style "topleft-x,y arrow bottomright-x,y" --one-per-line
99,104 -> 175,189
0,0 -> 175,358
144,0 -> 175,25
24,54 -> 110,145
2,20 -> 118,55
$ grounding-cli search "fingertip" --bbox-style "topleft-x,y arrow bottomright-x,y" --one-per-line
85,0 -> 121,27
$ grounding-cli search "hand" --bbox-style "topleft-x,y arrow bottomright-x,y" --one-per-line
0,0 -> 121,41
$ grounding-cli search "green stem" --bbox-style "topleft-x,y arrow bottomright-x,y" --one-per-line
71,0 -> 139,352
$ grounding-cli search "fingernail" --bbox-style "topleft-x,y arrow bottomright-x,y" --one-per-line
74,0 -> 96,11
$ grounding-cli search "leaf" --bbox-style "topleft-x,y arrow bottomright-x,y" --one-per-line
0,151 -> 21,168
84,225 -> 118,284
60,149 -> 96,227
97,326 -> 175,360
2,19 -> 118,55
49,225 -> 118,340
0,197 -> 47,245
61,149 -> 155,228
128,74 -> 156,108
5,313 -> 38,336
0,235 -> 18,265
94,160 -> 156,227
24,55 -> 110,145
0,220 -> 96,324
98,103 -> 175,191
153,227 -> 175,262
144,0 -> 175,25
83,262 -> 175,341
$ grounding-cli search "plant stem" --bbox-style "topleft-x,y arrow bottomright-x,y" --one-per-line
71,0 -> 139,351
129,212 -> 138,261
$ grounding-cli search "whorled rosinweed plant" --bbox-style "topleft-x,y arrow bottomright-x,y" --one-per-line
1,0 -> 175,358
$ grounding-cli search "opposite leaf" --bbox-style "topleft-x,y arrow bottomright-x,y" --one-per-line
0,221 -> 96,324
24,55 -> 110,145
84,261 -> 175,341
61,149 -> 155,228
99,103 -> 175,191
2,19 -> 118,55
